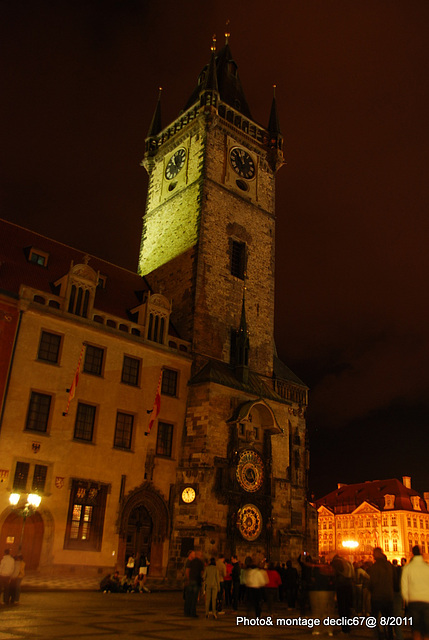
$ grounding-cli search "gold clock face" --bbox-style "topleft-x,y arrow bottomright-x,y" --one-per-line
165,148 -> 186,180
238,504 -> 262,541
181,487 -> 196,503
236,450 -> 264,492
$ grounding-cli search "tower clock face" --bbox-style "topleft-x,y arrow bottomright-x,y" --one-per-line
236,450 -> 264,492
181,487 -> 196,503
238,504 -> 262,541
229,147 -> 256,180
165,148 -> 186,180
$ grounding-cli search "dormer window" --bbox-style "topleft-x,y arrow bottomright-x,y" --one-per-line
384,494 -> 395,510
411,496 -> 421,511
28,247 -> 49,267
144,293 -> 171,345
56,258 -> 98,320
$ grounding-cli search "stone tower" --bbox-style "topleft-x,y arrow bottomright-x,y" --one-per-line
139,36 -> 315,574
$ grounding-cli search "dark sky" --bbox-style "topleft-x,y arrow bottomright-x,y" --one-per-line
2,1 -> 429,498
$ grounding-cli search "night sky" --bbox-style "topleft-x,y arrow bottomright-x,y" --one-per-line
2,1 -> 429,498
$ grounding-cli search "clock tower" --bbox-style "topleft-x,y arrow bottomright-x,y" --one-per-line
139,36 -> 315,574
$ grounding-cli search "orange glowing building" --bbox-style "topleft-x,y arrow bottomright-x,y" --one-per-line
316,477 -> 429,562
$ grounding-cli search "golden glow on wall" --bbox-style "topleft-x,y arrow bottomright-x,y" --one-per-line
342,540 -> 359,549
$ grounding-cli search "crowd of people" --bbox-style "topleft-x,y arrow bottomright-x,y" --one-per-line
0,549 -> 25,605
182,545 -> 429,639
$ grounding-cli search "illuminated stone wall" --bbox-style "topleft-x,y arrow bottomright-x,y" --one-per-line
141,108 -> 276,377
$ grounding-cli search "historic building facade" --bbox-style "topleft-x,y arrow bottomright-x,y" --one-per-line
139,37 -> 315,577
0,38 -> 315,578
0,220 -> 192,576
316,477 -> 429,563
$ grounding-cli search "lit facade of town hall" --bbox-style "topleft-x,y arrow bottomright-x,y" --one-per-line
0,37 -> 316,578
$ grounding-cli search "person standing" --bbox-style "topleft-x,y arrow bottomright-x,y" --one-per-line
231,555 -> 241,611
284,560 -> 299,609
204,557 -> 220,618
331,553 -> 355,634
184,550 -> 204,618
216,554 -> 226,614
126,555 -> 135,580
244,556 -> 268,618
8,555 -> 25,605
368,547 -> 395,640
401,545 -> 429,640
265,562 -> 282,615
0,549 -> 15,605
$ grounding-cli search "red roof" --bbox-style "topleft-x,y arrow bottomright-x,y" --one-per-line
316,478 -> 428,514
0,218 -> 160,326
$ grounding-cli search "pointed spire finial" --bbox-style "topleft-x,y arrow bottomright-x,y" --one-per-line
147,87 -> 163,138
211,34 -> 216,52
225,19 -> 230,44
273,84 -> 276,97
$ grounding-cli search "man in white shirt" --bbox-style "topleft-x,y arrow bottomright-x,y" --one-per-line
401,545 -> 429,640
0,549 -> 15,604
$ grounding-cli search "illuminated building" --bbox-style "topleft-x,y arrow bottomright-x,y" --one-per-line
0,36 -> 315,578
0,219 -> 191,575
316,477 -> 429,562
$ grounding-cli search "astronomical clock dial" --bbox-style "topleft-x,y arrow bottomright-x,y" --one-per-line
165,148 -> 186,180
236,450 -> 264,492
181,487 -> 196,504
229,147 -> 256,180
238,504 -> 263,541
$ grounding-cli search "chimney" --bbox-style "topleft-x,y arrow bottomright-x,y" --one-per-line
402,476 -> 411,489
424,492 -> 429,511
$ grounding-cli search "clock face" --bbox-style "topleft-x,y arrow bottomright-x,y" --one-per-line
165,148 -> 186,180
230,147 -> 256,180
238,504 -> 262,541
236,450 -> 264,492
181,487 -> 196,504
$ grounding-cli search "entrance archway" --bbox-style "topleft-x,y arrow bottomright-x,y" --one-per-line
126,504 -> 152,568
0,511 -> 44,569
118,483 -> 169,577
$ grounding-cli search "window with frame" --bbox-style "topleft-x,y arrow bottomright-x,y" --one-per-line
156,421 -> 173,457
230,240 -> 246,279
114,412 -> 134,450
25,392 -> 51,433
64,480 -> 108,551
13,462 -> 30,491
83,345 -> 104,376
13,461 -> 49,493
161,369 -> 177,397
32,464 -> 48,492
121,356 -> 140,386
74,403 -> 96,442
38,331 -> 61,364
28,248 -> 49,267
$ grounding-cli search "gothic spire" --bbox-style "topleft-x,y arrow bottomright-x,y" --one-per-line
202,35 -> 219,94
147,88 -> 162,138
268,85 -> 281,136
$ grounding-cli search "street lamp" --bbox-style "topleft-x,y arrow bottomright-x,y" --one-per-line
9,492 -> 42,552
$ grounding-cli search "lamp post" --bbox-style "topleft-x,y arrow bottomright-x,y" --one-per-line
9,492 -> 42,553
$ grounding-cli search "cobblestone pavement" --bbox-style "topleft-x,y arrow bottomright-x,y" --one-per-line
0,591 -> 387,640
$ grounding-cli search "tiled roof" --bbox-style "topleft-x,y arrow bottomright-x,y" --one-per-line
0,218 -> 153,325
273,354 -> 307,388
316,478 -> 428,514
183,43 -> 253,119
189,358 -> 287,403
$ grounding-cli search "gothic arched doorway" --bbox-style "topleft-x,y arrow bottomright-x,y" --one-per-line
0,511 -> 44,569
118,483 -> 169,577
126,505 -> 153,567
